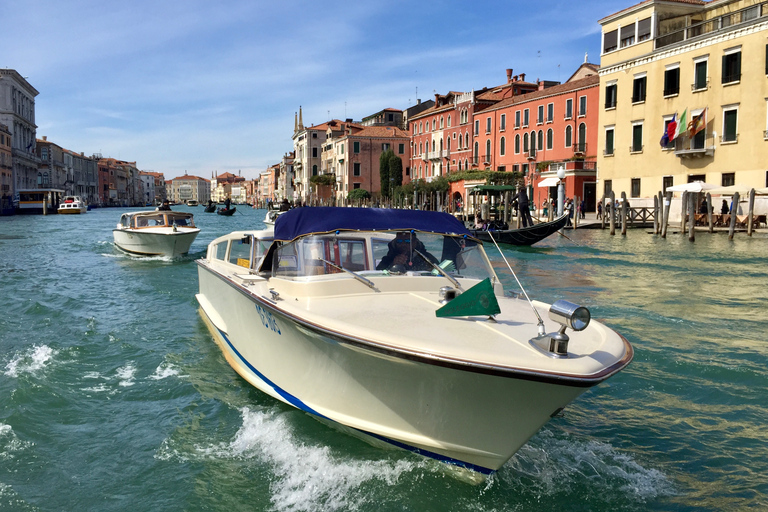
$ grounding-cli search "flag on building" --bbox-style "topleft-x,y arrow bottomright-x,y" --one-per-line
661,113 -> 677,146
689,108 -> 707,137
674,108 -> 688,140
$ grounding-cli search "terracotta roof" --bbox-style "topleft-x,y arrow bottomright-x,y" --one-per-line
348,126 -> 410,138
599,0 -> 706,23
172,174 -> 208,182
482,74 -> 600,112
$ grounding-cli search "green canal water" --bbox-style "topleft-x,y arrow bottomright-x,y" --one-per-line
0,206 -> 766,511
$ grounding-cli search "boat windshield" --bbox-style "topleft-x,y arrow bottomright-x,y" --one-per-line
272,231 -> 495,281
132,212 -> 195,228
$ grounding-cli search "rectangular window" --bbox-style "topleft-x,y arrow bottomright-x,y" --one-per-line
500,114 -> 506,130
579,96 -> 587,116
353,163 -> 361,176
723,108 -> 738,142
692,128 -> 706,150
537,105 -> 544,124
663,176 -> 673,192
632,76 -> 646,103
620,24 -> 635,47
515,111 -> 520,128
382,143 -> 390,151
353,141 -> 360,153
605,83 -> 617,109
474,120 -> 479,135
565,99 -> 573,119
523,109 -> 529,127
312,147 -> 318,157
353,183 -> 360,189
721,172 -> 735,187
547,103 -> 554,122
664,67 -> 680,96
486,117 -> 491,133
722,50 -> 741,84
631,178 -> 641,198
605,127 -> 615,155
604,29 -> 618,53
604,179 -> 612,196
631,123 -> 643,152
398,143 -> 405,154
694,59 -> 708,90
638,17 -> 651,41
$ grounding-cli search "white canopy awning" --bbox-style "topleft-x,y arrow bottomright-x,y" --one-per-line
665,181 -> 717,193
537,177 -> 561,188
706,185 -> 768,196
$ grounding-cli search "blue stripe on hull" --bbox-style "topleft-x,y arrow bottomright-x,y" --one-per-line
212,323 -> 495,475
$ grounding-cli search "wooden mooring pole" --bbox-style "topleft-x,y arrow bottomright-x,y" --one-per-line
747,188 -> 756,237
661,191 -> 672,238
609,191 -> 616,235
707,193 -> 713,233
621,192 -> 628,236
653,194 -> 659,234
688,191 -> 696,242
728,192 -> 740,240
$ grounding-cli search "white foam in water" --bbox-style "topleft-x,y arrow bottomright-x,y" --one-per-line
116,363 -> 137,387
200,407 -> 417,512
3,345 -> 57,378
0,423 -> 32,461
504,429 -> 674,501
149,362 -> 181,380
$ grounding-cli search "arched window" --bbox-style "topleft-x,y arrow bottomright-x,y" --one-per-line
523,133 -> 529,152
474,142 -> 479,161
565,125 -> 572,147
500,136 -> 506,156
485,140 -> 491,160
432,119 -> 436,131
458,160 -> 462,171
537,130 -> 543,151
578,123 -> 586,152
432,139 -> 436,152
440,116 -> 444,129
515,134 -> 520,154
447,115 -> 451,127
447,137 -> 451,151
465,133 -> 470,148
419,122 -> 423,133
419,142 -> 423,154
547,129 -> 554,150
440,138 -> 444,151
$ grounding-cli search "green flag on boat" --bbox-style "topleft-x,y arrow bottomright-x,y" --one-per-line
436,278 -> 501,318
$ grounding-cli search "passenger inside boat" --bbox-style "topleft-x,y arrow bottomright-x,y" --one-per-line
376,232 -> 439,272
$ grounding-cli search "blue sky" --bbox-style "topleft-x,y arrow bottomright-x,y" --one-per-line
3,0 -> 623,181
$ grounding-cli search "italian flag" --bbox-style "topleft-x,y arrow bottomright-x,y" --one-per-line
673,108 -> 688,140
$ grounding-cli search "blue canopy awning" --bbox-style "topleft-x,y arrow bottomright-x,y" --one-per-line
273,207 -> 472,242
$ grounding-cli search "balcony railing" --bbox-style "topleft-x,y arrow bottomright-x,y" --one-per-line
573,142 -> 587,154
656,2 -> 766,50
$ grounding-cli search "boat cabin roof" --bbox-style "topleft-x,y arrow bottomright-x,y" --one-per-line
273,207 -> 475,242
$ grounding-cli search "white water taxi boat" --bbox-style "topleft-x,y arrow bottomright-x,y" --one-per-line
57,196 -> 87,214
195,207 -> 632,475
263,209 -> 285,225
113,210 -> 200,257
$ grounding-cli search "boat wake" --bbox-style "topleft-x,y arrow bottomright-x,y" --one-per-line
3,345 -> 57,378
499,428 -> 675,503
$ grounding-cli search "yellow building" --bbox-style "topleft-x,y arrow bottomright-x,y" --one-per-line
597,0 -> 768,200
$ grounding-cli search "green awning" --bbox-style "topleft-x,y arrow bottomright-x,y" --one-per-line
468,185 -> 516,193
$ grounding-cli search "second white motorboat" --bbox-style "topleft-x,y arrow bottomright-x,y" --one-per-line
113,210 -> 200,257
57,196 -> 87,214
195,207 -> 632,476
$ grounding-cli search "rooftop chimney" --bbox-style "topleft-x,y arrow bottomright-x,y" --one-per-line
42,136 -> 47,141
520,73 -> 526,82
506,69 -> 513,83
435,93 -> 440,106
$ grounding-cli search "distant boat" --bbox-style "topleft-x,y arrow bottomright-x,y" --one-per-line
113,210 -> 200,257
469,214 -> 569,246
57,196 -> 87,214
217,206 -> 236,216
187,200 -> 199,206
204,203 -> 217,213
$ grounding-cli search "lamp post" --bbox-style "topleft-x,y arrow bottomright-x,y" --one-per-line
557,168 -> 565,216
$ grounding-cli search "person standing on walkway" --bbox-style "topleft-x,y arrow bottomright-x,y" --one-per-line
597,201 -> 603,220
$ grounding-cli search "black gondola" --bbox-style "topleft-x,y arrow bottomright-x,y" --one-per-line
204,202 -> 217,213
217,206 -> 236,216
469,214 -> 568,246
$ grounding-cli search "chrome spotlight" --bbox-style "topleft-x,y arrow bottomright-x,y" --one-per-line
548,300 -> 590,331
530,300 -> 590,357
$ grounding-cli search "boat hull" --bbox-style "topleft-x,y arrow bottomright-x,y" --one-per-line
196,263 -> 593,473
470,214 -> 569,246
113,228 -> 200,257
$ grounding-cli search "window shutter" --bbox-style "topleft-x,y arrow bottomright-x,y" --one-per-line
638,18 -> 651,39
604,30 -> 617,52
722,55 -> 727,82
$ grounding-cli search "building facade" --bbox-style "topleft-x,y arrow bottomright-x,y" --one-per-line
0,69 -> 40,198
169,174 -> 210,204
597,0 -> 768,201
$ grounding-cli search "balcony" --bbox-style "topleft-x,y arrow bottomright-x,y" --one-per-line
573,142 -> 587,156
526,149 -> 537,161
656,2 -> 766,50
674,136 -> 715,158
